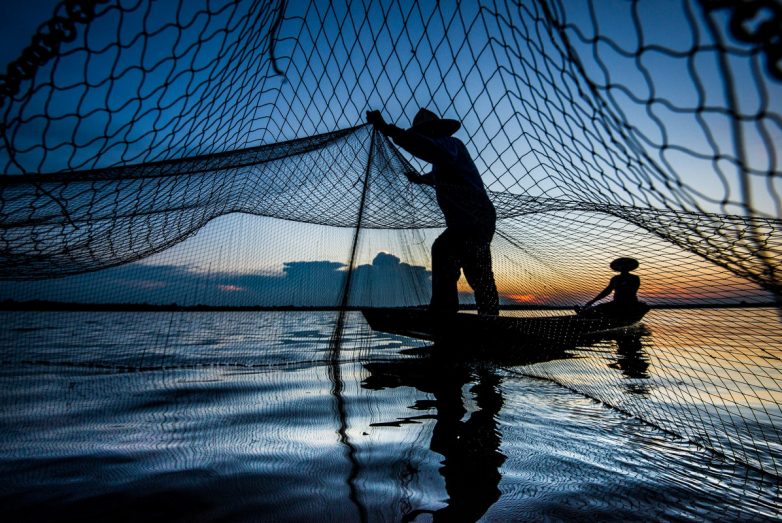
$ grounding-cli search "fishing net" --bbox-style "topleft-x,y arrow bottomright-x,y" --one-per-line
0,0 -> 780,479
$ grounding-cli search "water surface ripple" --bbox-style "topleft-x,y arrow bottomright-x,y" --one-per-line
0,311 -> 779,521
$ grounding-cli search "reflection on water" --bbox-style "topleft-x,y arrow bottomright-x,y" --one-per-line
514,308 -> 782,476
612,330 -> 651,380
609,330 -> 652,395
363,356 -> 505,521
0,310 -> 780,521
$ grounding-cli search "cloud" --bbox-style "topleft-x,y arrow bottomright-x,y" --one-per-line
217,284 -> 246,292
349,252 -> 431,307
0,252 -> 432,307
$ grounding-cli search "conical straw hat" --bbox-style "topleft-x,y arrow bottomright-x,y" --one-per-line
610,257 -> 639,272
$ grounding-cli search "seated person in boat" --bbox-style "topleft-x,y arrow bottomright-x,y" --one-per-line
366,108 -> 499,316
578,257 -> 648,319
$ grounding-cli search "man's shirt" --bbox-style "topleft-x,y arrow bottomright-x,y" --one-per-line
389,129 -> 496,235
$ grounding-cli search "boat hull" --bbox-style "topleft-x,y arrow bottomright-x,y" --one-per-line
362,307 -> 647,352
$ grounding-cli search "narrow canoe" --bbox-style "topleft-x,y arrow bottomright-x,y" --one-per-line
362,307 -> 648,351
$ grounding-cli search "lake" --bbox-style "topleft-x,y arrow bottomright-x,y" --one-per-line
0,309 -> 780,521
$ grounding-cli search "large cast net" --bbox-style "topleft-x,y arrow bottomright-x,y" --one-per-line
0,0 -> 781,479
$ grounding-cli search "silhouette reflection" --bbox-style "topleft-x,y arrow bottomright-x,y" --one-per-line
363,354 -> 506,522
606,327 -> 652,395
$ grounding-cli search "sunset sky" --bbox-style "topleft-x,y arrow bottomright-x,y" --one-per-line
0,0 -> 777,307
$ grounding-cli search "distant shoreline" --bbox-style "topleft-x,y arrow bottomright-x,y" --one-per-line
0,299 -> 775,312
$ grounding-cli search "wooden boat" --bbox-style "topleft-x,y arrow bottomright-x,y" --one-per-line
362,306 -> 649,353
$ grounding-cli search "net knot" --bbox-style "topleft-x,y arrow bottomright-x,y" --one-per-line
0,0 -> 108,107
704,0 -> 782,80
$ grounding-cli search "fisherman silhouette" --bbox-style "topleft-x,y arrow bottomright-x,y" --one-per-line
366,108 -> 499,316
362,357 -> 506,522
577,257 -> 649,319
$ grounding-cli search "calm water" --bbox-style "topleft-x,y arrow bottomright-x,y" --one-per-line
0,309 -> 780,521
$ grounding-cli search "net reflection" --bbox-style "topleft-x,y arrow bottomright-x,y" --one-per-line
362,354 -> 506,522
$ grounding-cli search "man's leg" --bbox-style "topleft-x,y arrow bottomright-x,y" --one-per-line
462,242 -> 499,316
430,229 -> 461,314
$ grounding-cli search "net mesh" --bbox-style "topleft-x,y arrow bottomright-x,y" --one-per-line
0,0 -> 781,478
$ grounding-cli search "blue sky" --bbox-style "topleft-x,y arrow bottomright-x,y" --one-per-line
0,0 -> 777,306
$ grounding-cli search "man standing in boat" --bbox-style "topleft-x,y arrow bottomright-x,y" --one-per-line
366,108 -> 499,316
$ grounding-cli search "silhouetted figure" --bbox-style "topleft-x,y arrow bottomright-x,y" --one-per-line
607,330 -> 653,395
362,356 -> 505,521
578,257 -> 647,319
366,108 -> 499,316
430,367 -> 504,522
613,333 -> 650,379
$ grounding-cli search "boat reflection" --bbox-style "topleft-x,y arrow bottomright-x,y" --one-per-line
363,354 -> 506,521
358,325 -> 653,520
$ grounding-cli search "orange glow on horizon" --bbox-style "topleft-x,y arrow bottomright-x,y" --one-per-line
503,293 -> 539,303
431,248 -> 769,305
